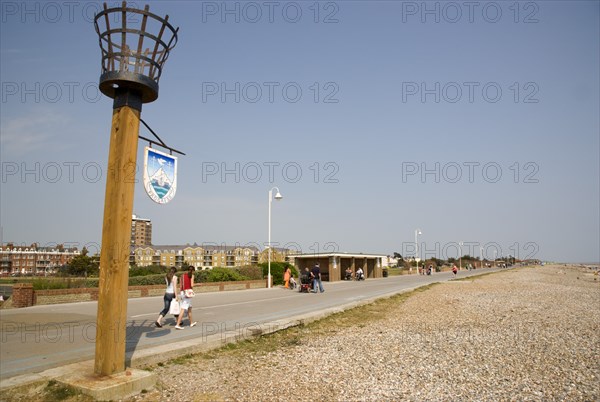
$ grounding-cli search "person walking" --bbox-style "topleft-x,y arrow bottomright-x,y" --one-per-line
155,267 -> 178,328
452,264 -> 458,277
175,266 -> 197,329
311,263 -> 324,293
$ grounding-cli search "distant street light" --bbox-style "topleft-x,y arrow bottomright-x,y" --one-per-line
480,247 -> 484,268
268,187 -> 283,289
414,229 -> 422,273
459,241 -> 463,270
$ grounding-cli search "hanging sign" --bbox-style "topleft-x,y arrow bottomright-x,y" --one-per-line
143,146 -> 178,204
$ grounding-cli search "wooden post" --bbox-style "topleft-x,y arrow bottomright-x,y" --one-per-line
94,104 -> 140,376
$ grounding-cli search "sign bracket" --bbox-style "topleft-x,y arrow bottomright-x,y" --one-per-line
139,118 -> 186,156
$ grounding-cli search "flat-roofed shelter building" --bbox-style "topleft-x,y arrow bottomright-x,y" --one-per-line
289,253 -> 385,282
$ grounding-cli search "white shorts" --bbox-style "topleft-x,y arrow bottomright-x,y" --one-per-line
180,291 -> 192,310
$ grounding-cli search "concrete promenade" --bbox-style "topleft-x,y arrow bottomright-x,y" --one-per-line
0,268 -> 505,388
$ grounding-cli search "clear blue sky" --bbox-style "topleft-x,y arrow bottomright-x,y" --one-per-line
1,1 -> 598,263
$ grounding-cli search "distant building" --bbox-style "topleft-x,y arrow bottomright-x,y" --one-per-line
131,214 -> 152,247
0,243 -> 79,276
382,255 -> 399,267
131,244 -> 262,269
257,247 -> 293,265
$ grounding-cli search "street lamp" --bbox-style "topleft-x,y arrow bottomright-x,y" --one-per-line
414,229 -> 422,273
480,247 -> 484,269
459,241 -> 463,271
268,187 -> 283,288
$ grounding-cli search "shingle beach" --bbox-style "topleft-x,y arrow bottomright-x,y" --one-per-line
132,265 -> 599,401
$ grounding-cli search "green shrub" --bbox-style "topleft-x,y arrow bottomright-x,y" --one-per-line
128,274 -> 167,286
258,262 -> 297,285
32,278 -> 69,290
32,278 -> 91,290
193,270 -> 210,283
129,265 -> 167,277
205,267 -> 248,282
83,278 -> 100,288
237,265 -> 263,280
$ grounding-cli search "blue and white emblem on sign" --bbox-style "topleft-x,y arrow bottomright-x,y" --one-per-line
143,147 -> 177,204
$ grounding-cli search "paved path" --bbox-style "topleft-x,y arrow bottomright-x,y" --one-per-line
0,268 -> 504,381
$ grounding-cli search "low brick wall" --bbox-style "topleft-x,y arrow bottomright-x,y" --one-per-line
9,279 -> 267,308
34,288 -> 99,305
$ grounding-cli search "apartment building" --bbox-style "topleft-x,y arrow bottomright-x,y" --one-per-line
131,214 -> 152,247
257,247 -> 293,264
182,245 -> 260,269
131,244 -> 269,269
0,243 -> 80,276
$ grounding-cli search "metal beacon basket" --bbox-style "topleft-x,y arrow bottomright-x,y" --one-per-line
94,1 -> 179,104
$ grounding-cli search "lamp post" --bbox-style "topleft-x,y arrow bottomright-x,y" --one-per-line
480,247 -> 484,269
93,2 -> 178,376
414,229 -> 422,273
459,241 -> 463,271
268,187 -> 283,288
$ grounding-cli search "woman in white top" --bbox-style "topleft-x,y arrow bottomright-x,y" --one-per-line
155,267 -> 178,328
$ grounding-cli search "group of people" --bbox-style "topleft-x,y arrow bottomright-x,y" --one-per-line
418,264 -> 460,276
344,267 -> 364,280
285,264 -> 325,293
298,263 -> 325,293
419,264 -> 435,275
155,265 -> 197,330
156,263 -> 328,330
